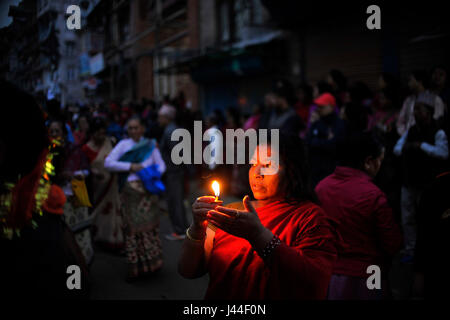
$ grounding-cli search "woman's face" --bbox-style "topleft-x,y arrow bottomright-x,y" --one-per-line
249,144 -> 282,201
318,104 -> 334,117
93,128 -> 106,145
432,68 -> 447,87
264,93 -> 277,109
365,149 -> 385,178
49,122 -> 63,139
127,119 -> 144,142
78,116 -> 89,132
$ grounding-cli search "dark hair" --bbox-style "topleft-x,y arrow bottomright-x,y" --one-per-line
337,131 -> 384,170
380,72 -> 398,89
263,133 -> 317,204
127,115 -> 145,127
208,109 -> 224,127
431,65 -> 448,75
430,65 -> 448,88
90,117 -> 107,134
46,99 -> 62,118
0,80 -> 49,185
411,69 -> 430,89
273,79 -> 296,105
296,83 -> 313,105
344,102 -> 369,132
380,86 -> 400,108
349,81 -> 373,104
48,118 -> 69,137
226,106 -> 241,127
77,113 -> 90,122
144,99 -> 156,109
315,80 -> 334,96
329,69 -> 347,90
414,102 -> 434,116
253,103 -> 265,115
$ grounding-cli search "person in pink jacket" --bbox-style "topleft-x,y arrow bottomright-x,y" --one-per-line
315,131 -> 403,299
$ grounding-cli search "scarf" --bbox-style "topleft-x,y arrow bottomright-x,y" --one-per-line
117,138 -> 155,191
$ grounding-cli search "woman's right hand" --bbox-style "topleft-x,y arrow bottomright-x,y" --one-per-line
191,196 -> 223,233
130,163 -> 144,172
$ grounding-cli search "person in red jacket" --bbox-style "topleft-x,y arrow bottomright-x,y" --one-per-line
315,131 -> 403,300
178,134 -> 338,300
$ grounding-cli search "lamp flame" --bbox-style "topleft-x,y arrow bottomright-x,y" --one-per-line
212,180 -> 220,199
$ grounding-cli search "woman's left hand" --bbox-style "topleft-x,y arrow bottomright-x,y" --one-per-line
73,173 -> 84,180
207,195 -> 272,245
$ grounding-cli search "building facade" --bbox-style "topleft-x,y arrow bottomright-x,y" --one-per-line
166,1 -> 449,115
83,0 -> 197,106
3,0 -> 85,106
2,1 -> 448,112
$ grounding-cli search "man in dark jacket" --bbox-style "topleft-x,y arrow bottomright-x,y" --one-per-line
259,79 -> 303,136
393,97 -> 449,263
158,104 -> 188,240
306,93 -> 346,187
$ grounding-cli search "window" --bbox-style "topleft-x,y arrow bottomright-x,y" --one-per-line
118,4 -> 130,43
217,0 -> 255,44
251,0 -> 265,25
219,0 -> 230,43
234,0 -> 251,41
139,0 -> 155,20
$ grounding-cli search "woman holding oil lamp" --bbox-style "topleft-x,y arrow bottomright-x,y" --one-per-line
178,134 -> 338,299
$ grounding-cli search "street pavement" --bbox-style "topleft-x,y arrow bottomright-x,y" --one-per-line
89,179 -> 241,300
89,212 -> 209,300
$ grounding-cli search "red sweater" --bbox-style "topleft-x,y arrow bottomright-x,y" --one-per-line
205,201 -> 337,300
315,166 -> 403,278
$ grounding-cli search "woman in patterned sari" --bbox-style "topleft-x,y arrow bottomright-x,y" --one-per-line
104,117 -> 166,280
82,117 -> 124,251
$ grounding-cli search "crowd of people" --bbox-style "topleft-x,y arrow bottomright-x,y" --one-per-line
179,66 -> 449,300
1,64 -> 449,300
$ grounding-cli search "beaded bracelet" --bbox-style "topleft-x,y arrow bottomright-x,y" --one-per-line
260,234 -> 281,261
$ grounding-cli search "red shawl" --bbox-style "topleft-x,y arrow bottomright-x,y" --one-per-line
5,149 -> 48,230
205,200 -> 337,300
81,143 -> 99,164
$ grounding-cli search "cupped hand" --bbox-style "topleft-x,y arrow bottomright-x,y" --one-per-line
191,196 -> 223,231
207,195 -> 266,243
